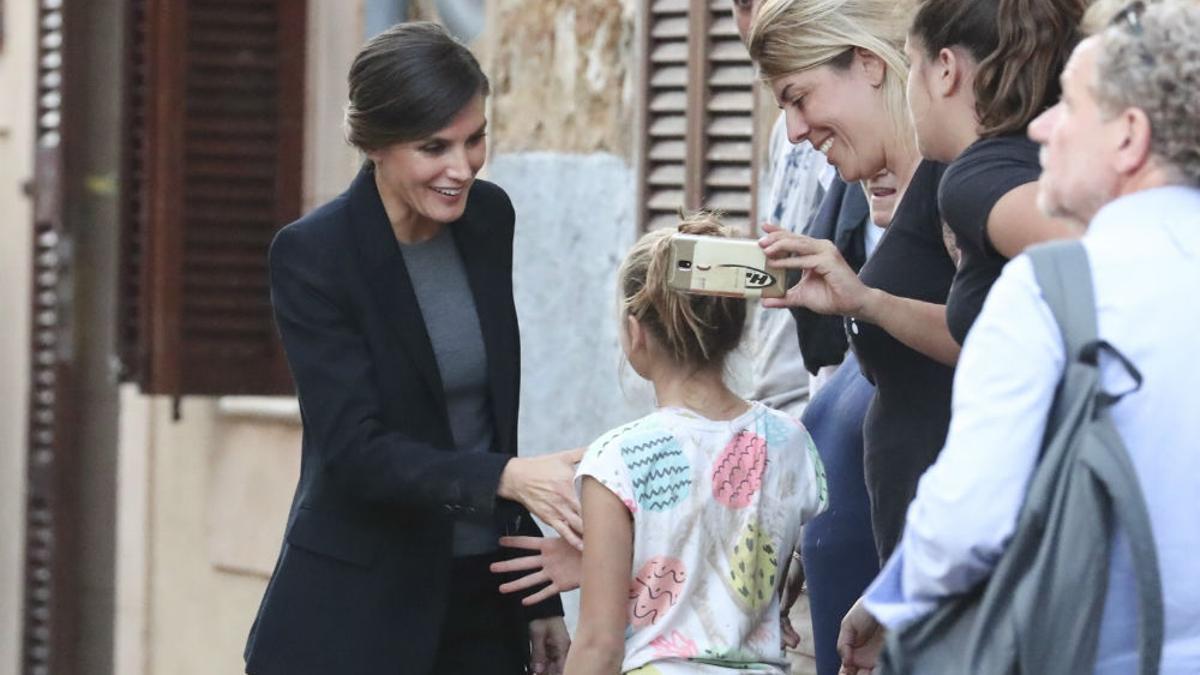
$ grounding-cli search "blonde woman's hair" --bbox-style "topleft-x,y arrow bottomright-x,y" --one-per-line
619,213 -> 747,370
748,0 -> 916,159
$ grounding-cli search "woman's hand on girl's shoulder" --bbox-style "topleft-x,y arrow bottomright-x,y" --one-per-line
497,448 -> 586,549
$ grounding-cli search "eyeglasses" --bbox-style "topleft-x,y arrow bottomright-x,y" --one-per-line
1109,0 -> 1156,66
1111,0 -> 1147,34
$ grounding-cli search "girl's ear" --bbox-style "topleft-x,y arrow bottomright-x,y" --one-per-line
625,314 -> 646,354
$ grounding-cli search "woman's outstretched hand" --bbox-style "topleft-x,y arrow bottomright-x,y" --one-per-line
759,223 -> 877,318
497,448 -> 586,550
491,535 -> 583,605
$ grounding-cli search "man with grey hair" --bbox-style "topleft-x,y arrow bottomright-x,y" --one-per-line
836,1 -> 1200,673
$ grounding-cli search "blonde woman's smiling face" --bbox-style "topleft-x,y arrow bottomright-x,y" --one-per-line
771,49 -> 893,182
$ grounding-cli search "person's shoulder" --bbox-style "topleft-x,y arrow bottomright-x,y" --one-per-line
751,403 -> 808,446
970,252 -> 1053,334
465,179 -> 514,219
888,160 -> 948,229
757,402 -> 804,428
1000,249 -> 1046,295
944,134 -> 1040,185
270,192 -> 352,266
968,133 -> 1040,160
587,412 -> 667,454
915,158 -> 950,187
579,413 -> 671,487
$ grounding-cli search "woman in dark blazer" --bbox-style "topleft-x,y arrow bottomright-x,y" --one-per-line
244,22 -> 577,675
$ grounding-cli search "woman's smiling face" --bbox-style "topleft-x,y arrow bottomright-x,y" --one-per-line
770,49 -> 894,182
368,94 -> 488,228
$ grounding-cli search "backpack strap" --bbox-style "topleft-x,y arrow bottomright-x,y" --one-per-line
1084,397 -> 1165,675
1027,240 -> 1097,355
1027,241 -> 1164,675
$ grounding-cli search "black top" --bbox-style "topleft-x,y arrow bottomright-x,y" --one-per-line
848,160 -> 956,560
245,168 -> 560,675
941,134 -> 1042,343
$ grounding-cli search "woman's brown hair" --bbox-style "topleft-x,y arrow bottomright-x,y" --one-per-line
619,213 -> 747,370
345,21 -> 490,152
910,0 -> 1090,137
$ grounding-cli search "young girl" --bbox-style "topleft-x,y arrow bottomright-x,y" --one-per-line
563,214 -> 828,675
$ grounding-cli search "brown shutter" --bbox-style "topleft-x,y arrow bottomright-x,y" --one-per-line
639,0 -> 690,231
700,0 -> 755,231
119,0 -> 305,396
24,0 -> 81,671
638,0 -> 758,232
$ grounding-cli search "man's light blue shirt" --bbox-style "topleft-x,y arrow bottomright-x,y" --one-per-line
863,186 -> 1200,674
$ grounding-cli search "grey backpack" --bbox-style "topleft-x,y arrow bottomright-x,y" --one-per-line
879,241 -> 1164,675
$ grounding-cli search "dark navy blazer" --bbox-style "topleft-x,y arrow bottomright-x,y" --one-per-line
244,167 -> 561,675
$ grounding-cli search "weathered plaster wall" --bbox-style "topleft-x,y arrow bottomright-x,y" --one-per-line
484,0 -> 638,156
489,151 -> 652,628
493,152 -> 653,449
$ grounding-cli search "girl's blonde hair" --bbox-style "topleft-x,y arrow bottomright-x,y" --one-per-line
748,0 -> 916,160
619,213 -> 747,370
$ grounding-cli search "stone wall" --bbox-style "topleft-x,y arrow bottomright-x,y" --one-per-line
484,0 -> 638,156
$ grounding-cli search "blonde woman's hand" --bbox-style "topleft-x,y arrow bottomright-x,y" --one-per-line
759,224 -> 877,319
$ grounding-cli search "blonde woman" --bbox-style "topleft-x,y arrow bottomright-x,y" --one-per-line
748,0 -> 957,564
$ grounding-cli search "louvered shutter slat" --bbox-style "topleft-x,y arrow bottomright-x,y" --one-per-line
709,14 -> 739,38
654,0 -> 690,12
709,40 -> 750,63
706,140 -> 753,163
650,65 -> 689,88
707,116 -> 753,138
651,41 -> 689,64
706,165 -> 752,187
650,115 -> 687,137
649,139 -> 687,162
708,90 -> 754,113
650,90 -> 688,112
649,164 -> 686,186
708,63 -> 755,87
652,16 -> 690,38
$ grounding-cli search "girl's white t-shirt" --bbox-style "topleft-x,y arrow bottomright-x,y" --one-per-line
576,402 -> 828,674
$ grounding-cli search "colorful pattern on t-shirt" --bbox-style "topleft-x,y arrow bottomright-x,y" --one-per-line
576,402 -> 827,674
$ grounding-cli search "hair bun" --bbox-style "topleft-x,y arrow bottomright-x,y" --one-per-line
676,210 -> 730,238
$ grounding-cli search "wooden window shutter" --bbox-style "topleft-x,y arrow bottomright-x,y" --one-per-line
119,0 -> 305,396
640,0 -> 689,231
638,0 -> 758,232
25,1 -> 81,671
